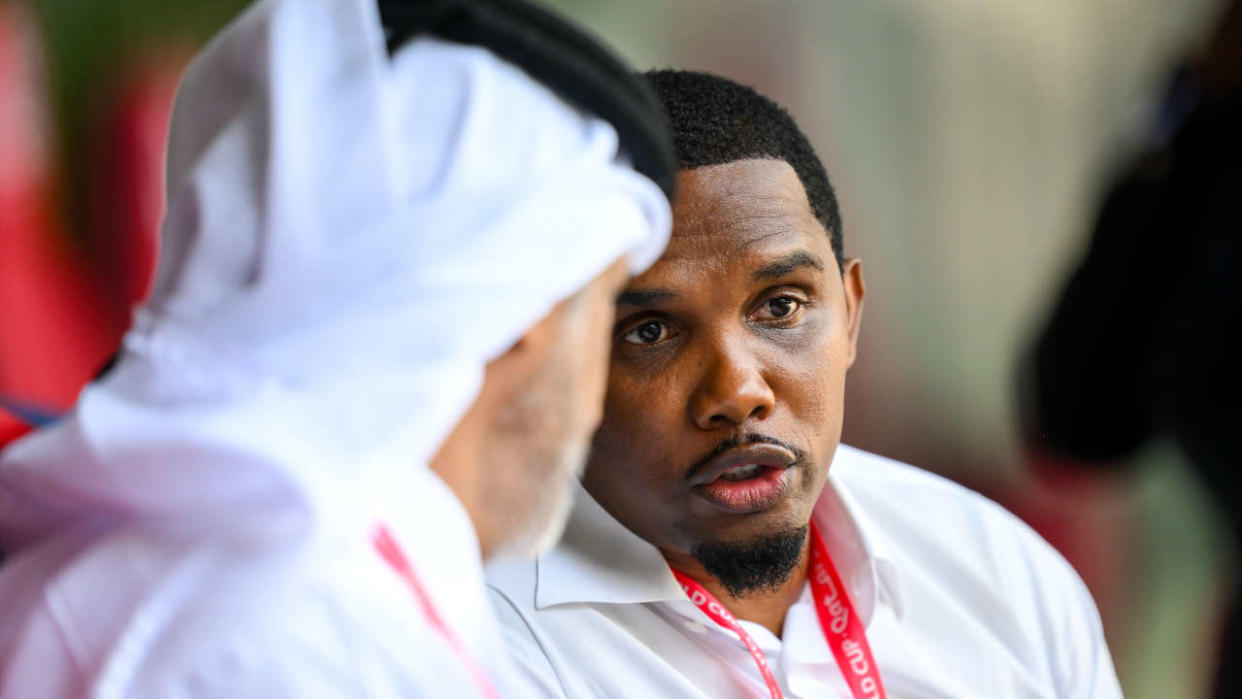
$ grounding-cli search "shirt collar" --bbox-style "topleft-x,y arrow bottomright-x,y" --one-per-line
817,445 -> 906,621
535,478 -> 687,608
534,444 -> 905,624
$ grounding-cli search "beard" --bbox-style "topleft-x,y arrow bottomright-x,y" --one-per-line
495,435 -> 589,559
691,525 -> 809,598
486,325 -> 595,560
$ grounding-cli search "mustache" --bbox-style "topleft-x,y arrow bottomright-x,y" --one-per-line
682,433 -> 809,482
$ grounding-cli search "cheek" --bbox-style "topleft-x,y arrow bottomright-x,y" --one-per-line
768,318 -> 852,432
583,384 -> 677,539
594,374 -> 665,454
586,368 -> 690,500
599,358 -> 694,436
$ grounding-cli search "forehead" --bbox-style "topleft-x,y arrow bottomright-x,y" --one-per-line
647,159 -> 830,278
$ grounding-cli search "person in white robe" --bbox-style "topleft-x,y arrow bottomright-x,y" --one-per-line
0,0 -> 672,696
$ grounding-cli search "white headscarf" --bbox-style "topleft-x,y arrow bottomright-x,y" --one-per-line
0,0 -> 670,550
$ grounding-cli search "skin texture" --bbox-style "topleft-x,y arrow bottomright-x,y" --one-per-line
431,258 -> 631,560
582,159 -> 865,635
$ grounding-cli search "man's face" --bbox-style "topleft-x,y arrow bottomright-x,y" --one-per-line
582,159 -> 864,561
491,258 -> 631,558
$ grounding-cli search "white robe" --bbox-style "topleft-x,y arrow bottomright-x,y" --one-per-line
0,0 -> 671,695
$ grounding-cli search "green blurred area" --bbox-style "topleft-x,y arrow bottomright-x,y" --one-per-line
1121,443 -> 1232,699
28,0 -> 250,237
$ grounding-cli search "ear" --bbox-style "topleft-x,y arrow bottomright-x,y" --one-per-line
841,257 -> 865,368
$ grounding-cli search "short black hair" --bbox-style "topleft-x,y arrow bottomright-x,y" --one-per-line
643,70 -> 843,265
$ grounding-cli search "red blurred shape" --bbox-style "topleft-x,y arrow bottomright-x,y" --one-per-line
89,59 -> 184,312
0,6 -> 123,446
0,409 -> 33,447
1006,453 -> 1131,639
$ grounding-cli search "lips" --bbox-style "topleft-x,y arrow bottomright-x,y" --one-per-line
687,443 -> 797,514
687,444 -> 797,486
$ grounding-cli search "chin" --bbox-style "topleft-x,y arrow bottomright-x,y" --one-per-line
679,502 -> 805,555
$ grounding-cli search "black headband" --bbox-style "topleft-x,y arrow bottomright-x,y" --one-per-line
377,0 -> 676,202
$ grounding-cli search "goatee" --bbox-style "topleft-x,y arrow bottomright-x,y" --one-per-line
690,525 -> 808,598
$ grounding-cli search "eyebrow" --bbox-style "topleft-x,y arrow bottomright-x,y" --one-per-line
753,250 -> 824,281
616,288 -> 677,307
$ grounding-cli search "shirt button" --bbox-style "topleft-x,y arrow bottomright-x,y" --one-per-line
683,620 -> 708,634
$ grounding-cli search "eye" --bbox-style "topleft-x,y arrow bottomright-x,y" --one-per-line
621,320 -> 673,345
754,296 -> 801,321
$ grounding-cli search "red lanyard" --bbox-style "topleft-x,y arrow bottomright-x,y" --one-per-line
672,567 -> 785,697
371,523 -> 500,699
672,523 -> 886,699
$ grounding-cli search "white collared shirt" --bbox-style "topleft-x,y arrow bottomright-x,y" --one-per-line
486,445 -> 1122,698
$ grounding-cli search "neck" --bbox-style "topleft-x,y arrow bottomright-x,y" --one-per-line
662,539 -> 810,637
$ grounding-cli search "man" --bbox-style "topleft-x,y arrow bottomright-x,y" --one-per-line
487,70 -> 1123,698
0,0 -> 673,695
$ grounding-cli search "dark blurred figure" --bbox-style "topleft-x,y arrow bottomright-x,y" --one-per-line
1025,1 -> 1242,695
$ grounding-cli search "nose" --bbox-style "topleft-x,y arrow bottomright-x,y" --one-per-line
688,338 -> 776,430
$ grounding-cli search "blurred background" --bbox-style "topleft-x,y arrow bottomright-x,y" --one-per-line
1,0 -> 1235,695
